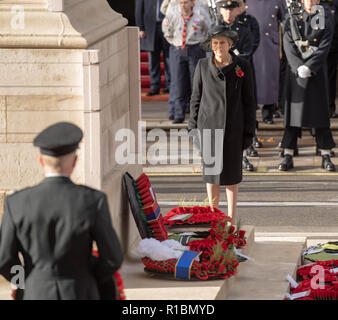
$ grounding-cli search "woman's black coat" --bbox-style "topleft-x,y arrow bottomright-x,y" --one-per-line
188,54 -> 256,185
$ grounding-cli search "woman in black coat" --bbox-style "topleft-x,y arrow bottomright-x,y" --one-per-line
188,25 -> 256,224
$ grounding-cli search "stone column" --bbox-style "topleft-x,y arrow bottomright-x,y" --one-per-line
0,0 -> 142,253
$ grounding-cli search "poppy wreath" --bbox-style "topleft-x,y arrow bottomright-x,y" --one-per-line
285,260 -> 338,300
164,206 -> 230,226
141,219 -> 247,280
134,175 -> 168,241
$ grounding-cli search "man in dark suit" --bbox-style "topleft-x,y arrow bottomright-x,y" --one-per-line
136,0 -> 170,95
0,122 -> 123,300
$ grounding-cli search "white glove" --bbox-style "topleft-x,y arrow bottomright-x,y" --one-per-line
297,65 -> 312,79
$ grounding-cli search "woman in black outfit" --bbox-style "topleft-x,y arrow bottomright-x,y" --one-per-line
188,25 -> 256,224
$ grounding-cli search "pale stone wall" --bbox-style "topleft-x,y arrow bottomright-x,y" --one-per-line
0,48 -> 85,223
0,1 -> 142,254
84,27 -> 142,253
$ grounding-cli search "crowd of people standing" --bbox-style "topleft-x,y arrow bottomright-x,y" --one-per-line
135,0 -> 338,173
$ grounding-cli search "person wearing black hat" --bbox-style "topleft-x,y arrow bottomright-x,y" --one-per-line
188,25 -> 256,225
0,122 -> 123,300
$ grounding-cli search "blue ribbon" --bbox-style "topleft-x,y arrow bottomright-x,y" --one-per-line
175,251 -> 201,280
145,205 -> 161,221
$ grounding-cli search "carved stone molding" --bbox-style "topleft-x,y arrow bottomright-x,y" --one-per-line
0,0 -> 127,48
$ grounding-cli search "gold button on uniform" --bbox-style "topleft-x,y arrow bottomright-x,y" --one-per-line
266,32 -> 269,36
269,23 -> 272,27
272,14 -> 275,18
313,38 -> 317,42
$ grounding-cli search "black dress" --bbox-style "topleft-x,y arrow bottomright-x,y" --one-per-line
189,54 -> 256,185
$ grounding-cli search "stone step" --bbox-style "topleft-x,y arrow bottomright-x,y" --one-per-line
121,226 -> 255,300
225,239 -> 305,300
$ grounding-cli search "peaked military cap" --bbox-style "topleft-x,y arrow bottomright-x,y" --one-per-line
216,0 -> 241,9
33,122 -> 83,157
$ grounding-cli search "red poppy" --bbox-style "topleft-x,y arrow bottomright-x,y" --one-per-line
235,65 -> 244,78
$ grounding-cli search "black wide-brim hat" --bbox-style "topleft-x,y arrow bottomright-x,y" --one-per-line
201,25 -> 239,51
33,122 -> 83,157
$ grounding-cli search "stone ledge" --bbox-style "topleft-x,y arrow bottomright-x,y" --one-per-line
0,0 -> 127,49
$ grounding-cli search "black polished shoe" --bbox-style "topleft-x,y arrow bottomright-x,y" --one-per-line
322,155 -> 335,171
331,111 -> 338,118
169,115 -> 174,121
263,118 -> 274,125
246,145 -> 258,157
273,111 -> 281,118
278,155 -> 294,171
162,88 -> 170,94
253,136 -> 263,148
243,156 -> 254,171
146,90 -> 160,96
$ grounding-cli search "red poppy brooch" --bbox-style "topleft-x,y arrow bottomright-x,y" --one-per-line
235,65 -> 244,78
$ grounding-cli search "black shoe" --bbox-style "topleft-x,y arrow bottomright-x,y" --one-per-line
173,119 -> 184,124
322,155 -> 335,171
162,88 -> 170,94
243,156 -> 254,171
278,155 -> 294,171
253,136 -> 263,148
169,115 -> 174,121
146,90 -> 160,96
246,145 -> 258,157
263,118 -> 274,125
331,111 -> 337,118
273,111 -> 281,118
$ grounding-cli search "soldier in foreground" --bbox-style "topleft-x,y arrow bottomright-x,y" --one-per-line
279,0 -> 336,172
0,122 -> 123,299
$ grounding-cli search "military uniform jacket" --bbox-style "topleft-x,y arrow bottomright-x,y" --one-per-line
237,12 -> 260,54
282,6 -> 334,128
221,19 -> 253,60
0,176 -> 123,300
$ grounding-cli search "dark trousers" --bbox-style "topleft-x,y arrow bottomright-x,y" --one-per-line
170,45 -> 205,121
262,104 -> 274,121
281,126 -> 336,150
327,51 -> 338,114
148,22 -> 170,92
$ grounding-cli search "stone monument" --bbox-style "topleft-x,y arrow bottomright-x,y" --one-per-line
0,0 -> 142,253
